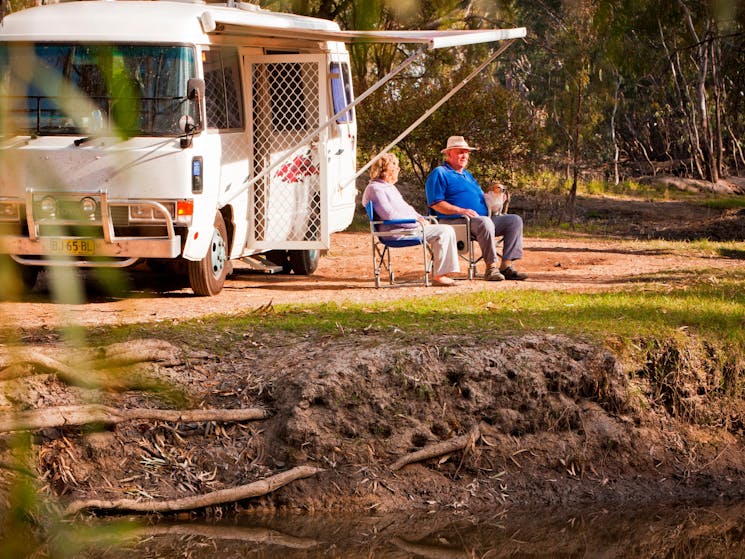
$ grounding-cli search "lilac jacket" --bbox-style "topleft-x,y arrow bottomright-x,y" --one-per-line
362,179 -> 422,235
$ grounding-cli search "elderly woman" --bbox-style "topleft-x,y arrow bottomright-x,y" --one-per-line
362,153 -> 460,286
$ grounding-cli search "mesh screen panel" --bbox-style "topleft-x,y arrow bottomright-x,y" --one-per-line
250,59 -> 322,246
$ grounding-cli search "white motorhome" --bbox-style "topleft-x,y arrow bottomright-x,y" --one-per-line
0,0 -> 525,295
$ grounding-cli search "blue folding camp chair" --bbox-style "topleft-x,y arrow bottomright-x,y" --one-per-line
365,200 -> 433,287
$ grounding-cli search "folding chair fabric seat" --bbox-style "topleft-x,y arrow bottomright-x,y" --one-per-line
365,201 -> 433,287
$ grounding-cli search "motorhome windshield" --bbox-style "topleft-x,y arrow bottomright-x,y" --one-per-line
0,43 -> 196,137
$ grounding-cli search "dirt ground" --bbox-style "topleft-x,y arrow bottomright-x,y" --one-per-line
2,193 -> 744,331
1,188 -> 745,524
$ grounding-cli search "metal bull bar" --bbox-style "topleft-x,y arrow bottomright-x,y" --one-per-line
3,192 -> 181,268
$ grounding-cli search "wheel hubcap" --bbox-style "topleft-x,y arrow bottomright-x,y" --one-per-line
210,229 -> 227,279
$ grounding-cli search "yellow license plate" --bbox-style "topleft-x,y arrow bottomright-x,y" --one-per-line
43,238 -> 95,256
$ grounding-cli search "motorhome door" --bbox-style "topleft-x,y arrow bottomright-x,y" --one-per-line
246,54 -> 327,250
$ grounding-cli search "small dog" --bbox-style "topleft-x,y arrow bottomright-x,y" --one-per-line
484,182 -> 510,215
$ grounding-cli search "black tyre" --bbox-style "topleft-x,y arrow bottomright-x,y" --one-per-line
288,249 -> 320,275
188,212 -> 229,296
0,256 -> 40,299
264,250 -> 291,274
19,263 -> 40,290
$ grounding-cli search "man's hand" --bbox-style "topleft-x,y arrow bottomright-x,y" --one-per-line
431,200 -> 478,218
459,208 -> 479,218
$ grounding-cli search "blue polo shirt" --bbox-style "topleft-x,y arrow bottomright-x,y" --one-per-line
425,162 -> 488,218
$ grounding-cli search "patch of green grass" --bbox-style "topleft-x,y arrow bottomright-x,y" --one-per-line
97,267 -> 745,361
701,197 -> 745,210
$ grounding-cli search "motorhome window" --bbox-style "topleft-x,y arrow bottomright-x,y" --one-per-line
329,61 -> 353,124
0,43 -> 196,136
203,47 -> 244,131
268,62 -> 307,131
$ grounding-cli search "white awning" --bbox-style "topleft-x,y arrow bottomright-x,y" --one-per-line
200,13 -> 526,49
336,28 -> 526,49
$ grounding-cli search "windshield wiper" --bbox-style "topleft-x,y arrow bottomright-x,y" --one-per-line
74,136 -> 94,146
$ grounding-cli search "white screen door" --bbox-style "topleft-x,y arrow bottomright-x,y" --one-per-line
246,54 -> 328,250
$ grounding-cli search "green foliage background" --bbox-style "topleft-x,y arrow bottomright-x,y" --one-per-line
6,0 -> 744,188
263,0 -> 745,188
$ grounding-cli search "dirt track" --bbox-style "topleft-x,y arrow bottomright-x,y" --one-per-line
1,231 -> 740,332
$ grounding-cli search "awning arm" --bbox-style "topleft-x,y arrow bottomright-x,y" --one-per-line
342,39 -> 517,189
220,46 -> 428,206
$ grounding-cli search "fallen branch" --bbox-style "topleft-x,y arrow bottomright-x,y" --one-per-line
0,404 -> 269,433
65,465 -> 324,515
141,523 -> 320,549
0,341 -> 180,387
390,424 -> 481,471
0,351 -> 84,384
392,536 -> 471,559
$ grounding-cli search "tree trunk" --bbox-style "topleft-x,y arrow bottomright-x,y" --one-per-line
711,36 -> 725,178
611,75 -> 621,185
679,1 -> 717,182
565,79 -> 583,228
658,18 -> 705,180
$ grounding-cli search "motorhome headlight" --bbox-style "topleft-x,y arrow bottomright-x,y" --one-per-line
39,196 -> 57,218
80,197 -> 98,219
0,202 -> 19,221
130,204 -> 154,220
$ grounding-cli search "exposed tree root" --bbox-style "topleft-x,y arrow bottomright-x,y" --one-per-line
0,344 -> 179,390
0,351 -> 85,383
390,424 -> 481,471
88,339 -> 182,368
65,465 -> 324,515
140,523 -> 320,549
392,536 -> 471,559
0,404 -> 269,433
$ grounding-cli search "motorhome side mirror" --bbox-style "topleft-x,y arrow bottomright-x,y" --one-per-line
187,78 -> 205,101
178,115 -> 196,134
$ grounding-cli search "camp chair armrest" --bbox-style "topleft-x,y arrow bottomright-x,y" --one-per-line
378,218 -> 419,225
434,214 -> 470,222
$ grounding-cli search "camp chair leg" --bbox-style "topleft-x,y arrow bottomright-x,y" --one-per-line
467,234 -> 477,280
386,249 -> 394,284
421,237 -> 428,286
372,239 -> 385,288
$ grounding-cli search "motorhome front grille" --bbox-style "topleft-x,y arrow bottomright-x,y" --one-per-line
250,59 -> 322,246
110,207 -> 130,226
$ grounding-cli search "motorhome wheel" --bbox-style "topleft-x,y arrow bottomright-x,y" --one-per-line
264,250 -> 291,274
188,212 -> 228,296
288,249 -> 319,275
0,256 -> 40,299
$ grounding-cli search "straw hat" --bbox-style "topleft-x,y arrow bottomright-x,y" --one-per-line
441,135 -> 478,153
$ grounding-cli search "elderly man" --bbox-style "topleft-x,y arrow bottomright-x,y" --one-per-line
425,136 -> 527,281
